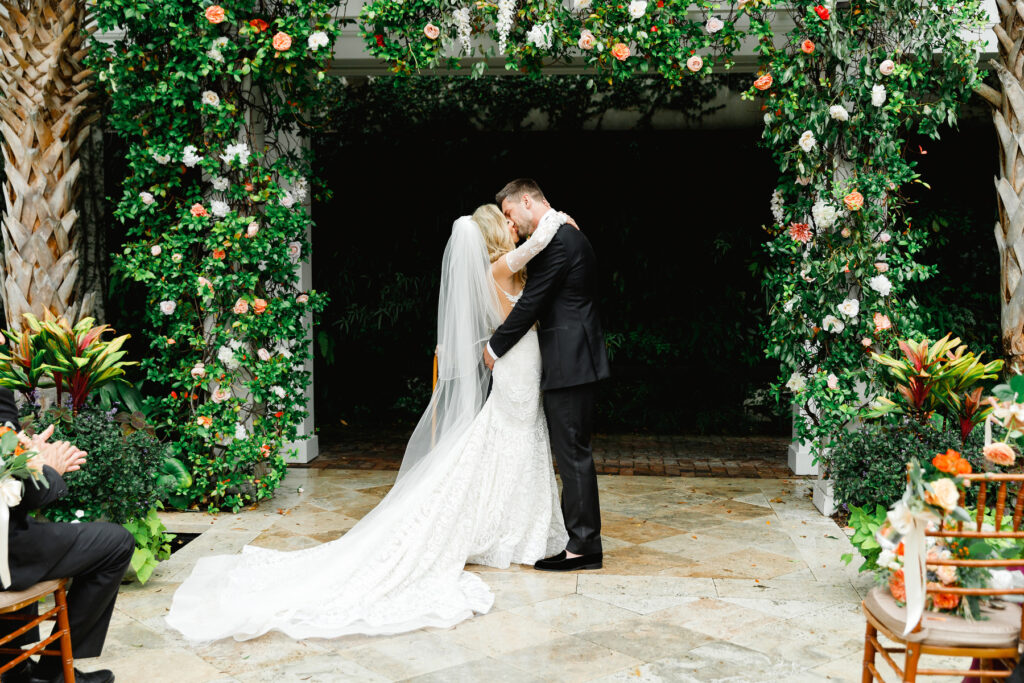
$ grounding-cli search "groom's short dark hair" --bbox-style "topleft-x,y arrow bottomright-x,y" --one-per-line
496,179 -> 546,206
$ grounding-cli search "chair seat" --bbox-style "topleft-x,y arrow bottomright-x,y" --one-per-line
0,580 -> 64,612
864,586 -> 1022,649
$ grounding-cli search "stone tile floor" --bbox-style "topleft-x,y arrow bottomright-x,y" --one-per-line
306,431 -> 795,478
67,469 -> 969,682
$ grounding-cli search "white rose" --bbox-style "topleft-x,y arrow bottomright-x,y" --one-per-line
868,274 -> 892,297
828,104 -> 849,121
246,222 -> 259,238
877,548 -> 900,571
798,130 -> 816,152
307,31 -> 330,51
211,387 -> 231,404
257,348 -> 271,361
785,372 -> 806,392
140,191 -> 155,205
210,200 -> 230,217
217,346 -> 239,370
159,300 -> 176,315
887,500 -> 915,535
827,373 -> 839,390
526,23 -> 553,49
151,151 -> 171,165
172,253 -> 183,263
936,564 -> 957,585
783,296 -> 799,313
280,191 -> 296,209
234,424 -> 248,440
705,17 -> 724,33
212,176 -> 230,191
150,245 -> 162,257
201,90 -> 220,107
271,386 -> 287,399
811,199 -> 839,229
879,231 -> 891,243
207,47 -> 224,62
182,145 -> 203,168
879,59 -> 895,76
573,0 -> 592,8
288,241 -> 302,261
837,298 -> 859,317
628,0 -> 647,17
871,84 -> 886,107
191,362 -> 206,379
822,314 -> 845,333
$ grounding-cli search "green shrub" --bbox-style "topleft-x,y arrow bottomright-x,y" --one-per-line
831,417 -> 984,511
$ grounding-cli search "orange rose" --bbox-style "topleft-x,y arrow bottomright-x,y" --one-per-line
932,449 -> 961,475
233,298 -> 249,315
801,39 -> 814,54
985,442 -> 1016,467
190,203 -> 208,218
889,569 -> 906,602
272,31 -> 292,51
844,190 -> 864,211
249,18 -> 269,32
205,5 -> 226,23
252,298 -> 268,314
929,584 -> 960,610
212,249 -> 226,260
753,73 -> 773,90
954,457 -> 972,475
611,42 -> 630,61
197,415 -> 213,428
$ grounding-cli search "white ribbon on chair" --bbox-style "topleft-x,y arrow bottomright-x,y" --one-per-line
885,497 -> 940,636
0,476 -> 24,589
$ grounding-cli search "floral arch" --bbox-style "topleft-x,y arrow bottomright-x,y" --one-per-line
92,0 -> 988,509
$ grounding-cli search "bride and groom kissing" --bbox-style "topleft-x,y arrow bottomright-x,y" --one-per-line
166,178 -> 611,642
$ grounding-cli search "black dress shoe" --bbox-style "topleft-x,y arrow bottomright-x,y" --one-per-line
533,550 -> 602,572
26,668 -> 114,683
2,658 -> 35,683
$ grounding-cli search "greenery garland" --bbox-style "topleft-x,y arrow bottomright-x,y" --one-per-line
90,0 -> 340,510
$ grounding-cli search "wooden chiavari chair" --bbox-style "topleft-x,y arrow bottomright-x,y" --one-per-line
0,579 -> 74,682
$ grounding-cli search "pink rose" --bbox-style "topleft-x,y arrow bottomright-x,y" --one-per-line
246,222 -> 259,238
233,298 -> 249,315
272,32 -> 292,51
288,241 -> 302,260
578,30 -> 595,50
875,262 -> 889,273
686,55 -> 703,72
424,22 -> 440,40
191,363 -> 206,379
211,387 -> 231,404
296,293 -> 309,304
205,5 -> 226,23
252,298 -> 268,314
197,276 -> 213,294
150,245 -> 162,256
879,231 -> 891,243
190,203 -> 208,217
861,337 -> 873,348
611,42 -> 630,61
257,348 -> 271,361
840,228 -> 851,238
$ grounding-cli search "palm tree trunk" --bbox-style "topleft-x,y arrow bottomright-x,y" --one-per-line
0,0 -> 95,331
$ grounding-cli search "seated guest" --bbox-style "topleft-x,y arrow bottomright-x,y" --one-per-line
0,387 -> 133,683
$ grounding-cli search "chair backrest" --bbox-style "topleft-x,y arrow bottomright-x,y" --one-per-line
924,472 -> 1024,602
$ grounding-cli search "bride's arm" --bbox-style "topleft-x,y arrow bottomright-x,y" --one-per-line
491,212 -> 575,281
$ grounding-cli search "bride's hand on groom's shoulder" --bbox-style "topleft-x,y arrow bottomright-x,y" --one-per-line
564,213 -> 580,230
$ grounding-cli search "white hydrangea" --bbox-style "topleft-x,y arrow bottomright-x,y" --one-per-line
220,142 -> 251,166
868,274 -> 892,297
828,104 -> 849,121
280,191 -> 296,209
182,145 -> 203,168
307,31 -> 330,51
811,199 -> 839,229
217,345 -> 240,370
151,150 -> 171,165
234,424 -> 248,440
208,36 -> 229,62
271,386 -> 287,399
212,176 -> 230,191
497,0 -> 516,52
526,22 -> 553,49
628,0 -> 648,18
783,296 -> 799,313
201,90 -> 220,107
871,84 -> 886,107
210,200 -> 230,217
822,314 -> 845,333
770,189 -> 785,225
798,130 -> 816,152
837,298 -> 859,317
785,372 -> 806,392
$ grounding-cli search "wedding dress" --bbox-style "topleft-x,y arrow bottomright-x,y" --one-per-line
166,213 -> 569,642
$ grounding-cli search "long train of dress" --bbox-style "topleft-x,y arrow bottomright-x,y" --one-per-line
166,329 -> 567,642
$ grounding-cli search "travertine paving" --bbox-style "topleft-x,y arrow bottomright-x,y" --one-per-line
64,470 -> 964,681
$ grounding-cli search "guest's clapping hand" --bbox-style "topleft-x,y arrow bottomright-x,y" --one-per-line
23,425 -> 87,475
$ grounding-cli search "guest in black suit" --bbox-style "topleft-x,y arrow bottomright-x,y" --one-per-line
485,178 -> 611,572
0,387 -> 131,683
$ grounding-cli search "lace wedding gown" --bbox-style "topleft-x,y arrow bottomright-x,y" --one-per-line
166,215 -> 569,643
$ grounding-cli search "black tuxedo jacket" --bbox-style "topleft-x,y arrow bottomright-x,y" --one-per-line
0,387 -> 74,589
489,223 -> 611,391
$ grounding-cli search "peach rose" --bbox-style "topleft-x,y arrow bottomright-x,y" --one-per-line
929,584 -> 960,610
924,477 -> 960,513
801,39 -> 814,54
753,73 -> 773,90
873,312 -> 891,331
190,203 -> 208,217
984,442 -> 1016,466
875,262 -> 889,273
233,298 -> 249,315
205,5 -> 226,23
686,55 -> 703,72
252,298 -> 268,314
272,31 -> 292,51
424,22 -> 440,40
844,190 -> 864,211
889,569 -> 906,602
197,415 -> 213,428
578,29 -> 596,50
611,42 -> 630,61
936,564 -> 957,585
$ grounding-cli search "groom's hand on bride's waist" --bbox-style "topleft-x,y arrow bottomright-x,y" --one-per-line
483,345 -> 496,370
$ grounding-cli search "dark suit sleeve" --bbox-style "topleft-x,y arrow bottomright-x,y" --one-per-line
19,465 -> 67,510
0,387 -> 19,430
489,232 -> 570,358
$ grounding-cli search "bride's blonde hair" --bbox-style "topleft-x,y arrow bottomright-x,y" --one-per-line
473,204 -> 515,263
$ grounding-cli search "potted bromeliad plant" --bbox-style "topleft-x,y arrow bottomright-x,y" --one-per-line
0,313 -> 191,583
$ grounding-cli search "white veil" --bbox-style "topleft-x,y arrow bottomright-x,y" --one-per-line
397,216 -> 502,480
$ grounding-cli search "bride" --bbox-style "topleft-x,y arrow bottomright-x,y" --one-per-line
166,204 -> 572,642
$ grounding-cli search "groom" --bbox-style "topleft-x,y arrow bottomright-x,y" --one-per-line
483,178 -> 611,572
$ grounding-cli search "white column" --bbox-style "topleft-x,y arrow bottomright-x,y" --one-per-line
284,244 -> 319,464
787,405 -> 819,476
